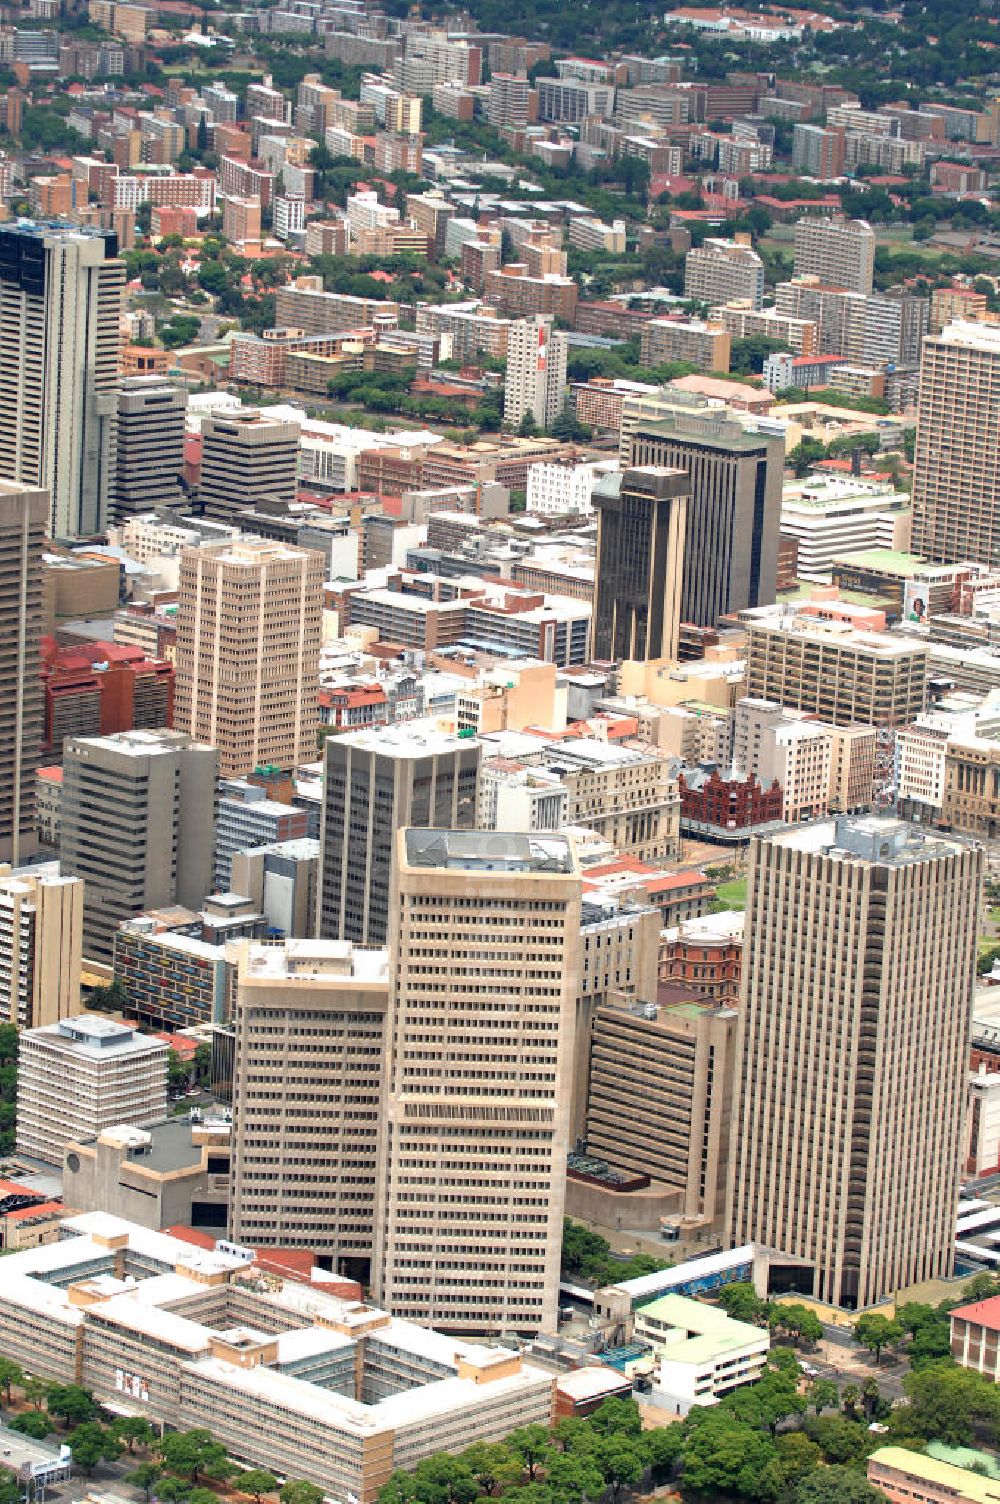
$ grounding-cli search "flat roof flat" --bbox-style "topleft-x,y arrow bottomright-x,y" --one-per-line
404,828 -> 575,874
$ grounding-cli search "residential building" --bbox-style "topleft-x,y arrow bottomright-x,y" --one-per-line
318,722 -> 480,947
0,867 -> 82,1028
585,994 -> 737,1229
484,266 -> 578,324
16,1014 -> 168,1165
503,317 -> 568,432
0,221 -> 123,539
526,458 -> 619,517
728,817 -> 981,1307
176,537 -> 323,779
791,216 -> 875,294
744,614 -> 926,727
628,409 -> 784,627
792,122 -> 846,179
634,1294 -> 768,1414
0,1214 -> 554,1502
488,73 -> 531,129
684,237 -> 764,311
60,729 -> 217,962
114,377 -> 186,518
275,279 -> 399,336
230,939 -> 389,1279
590,466 -> 690,663
639,318 -> 731,373
374,829 -> 580,1334
0,483 -> 46,864
198,410 -> 299,522
912,321 -> 1000,567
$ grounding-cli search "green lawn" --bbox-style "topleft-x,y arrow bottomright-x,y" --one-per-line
714,878 -> 747,911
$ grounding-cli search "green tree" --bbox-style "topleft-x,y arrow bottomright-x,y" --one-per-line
891,1364 -> 1000,1445
587,1398 -> 642,1439
597,1438 -> 643,1502
155,1479 -> 192,1504
22,1376 -> 48,1410
9,1411 -> 53,1439
517,411 -> 537,438
508,1425 -> 552,1481
46,1384 -> 98,1428
545,1452 -> 603,1504
279,1484 -> 325,1504
0,1357 -> 22,1404
129,1462 -> 164,1502
788,436 -> 827,478
801,1415 -> 873,1465
861,1377 -> 882,1421
774,1431 -> 821,1486
680,1410 -> 782,1501
0,1476 -> 20,1504
716,1282 -> 767,1324
158,1429 -> 229,1483
642,1425 -> 683,1484
841,1384 -> 861,1420
461,1443 -> 521,1496
240,1470 -> 279,1502
854,1314 -> 902,1362
113,1415 -> 155,1452
791,1468 -> 883,1503
808,1379 -> 839,1416
69,1422 -> 123,1473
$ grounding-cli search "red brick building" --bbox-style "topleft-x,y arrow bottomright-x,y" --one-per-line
40,639 -> 174,752
678,764 -> 783,839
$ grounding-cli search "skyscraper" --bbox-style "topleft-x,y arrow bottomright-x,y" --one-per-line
912,321 -> 1000,566
318,722 -> 480,947
199,410 -> 298,521
503,316 -> 568,432
230,939 -> 389,1281
0,868 -> 82,1028
374,829 -> 580,1333
0,482 -> 46,864
590,466 -> 690,662
0,222 -> 123,538
792,216 -> 875,294
628,408 -> 784,627
728,816 -> 981,1309
60,729 -> 217,961
175,536 -> 323,778
114,376 -> 186,519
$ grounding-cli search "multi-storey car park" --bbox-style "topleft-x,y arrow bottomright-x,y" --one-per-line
0,1214 -> 554,1503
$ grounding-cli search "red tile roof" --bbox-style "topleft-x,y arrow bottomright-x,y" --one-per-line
950,1294 -> 1000,1331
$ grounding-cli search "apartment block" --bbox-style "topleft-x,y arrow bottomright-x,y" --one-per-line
0,867 -> 82,1029
275,279 -> 400,336
176,537 -> 323,778
640,318 -> 731,373
791,216 -> 875,294
374,830 -> 580,1333
17,1015 -> 168,1165
791,122 -> 845,179
0,483 -> 46,864
114,921 -> 230,1032
503,317 -> 568,431
684,237 -> 764,311
484,266 -> 578,324
728,818 -> 980,1308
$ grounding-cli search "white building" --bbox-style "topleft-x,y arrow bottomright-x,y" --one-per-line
503,317 -> 568,432
274,193 -> 306,241
633,1292 -> 769,1415
16,1015 -> 168,1166
478,763 -> 568,831
780,474 -> 912,579
967,1067 -> 1000,1179
526,459 -> 619,517
894,708 -> 980,814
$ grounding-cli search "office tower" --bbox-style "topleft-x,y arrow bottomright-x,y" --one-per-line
683,237 -> 764,311
0,483 -> 46,864
590,466 -> 690,662
319,722 -> 480,947
230,939 -> 389,1279
745,616 -> 926,727
791,216 -> 875,295
213,777 -> 309,890
175,537 -> 323,779
0,222 -> 123,539
114,376 -> 186,518
60,729 -> 217,961
503,316 -> 568,432
0,867 -> 82,1028
230,838 -> 318,938
198,410 -> 298,521
728,817 -> 980,1309
16,1014 -> 168,1165
374,829 -> 580,1333
912,321 -> 1000,566
628,408 -> 784,628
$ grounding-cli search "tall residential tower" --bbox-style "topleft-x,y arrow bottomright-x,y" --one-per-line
0,482 -> 46,863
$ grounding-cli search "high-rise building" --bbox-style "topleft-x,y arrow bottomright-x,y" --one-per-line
912,321 -> 1000,566
16,1013 -> 167,1165
628,408 -> 784,628
0,866 -> 82,1028
684,237 -> 764,311
60,729 -> 217,961
792,123 -> 846,180
503,316 -> 568,431
744,615 -> 926,728
0,482 -> 46,864
114,376 -> 186,518
0,222 -> 123,538
230,939 -> 389,1280
198,410 -> 298,522
590,466 -> 690,662
318,722 -> 480,947
728,817 -> 980,1308
374,829 -> 580,1333
175,537 -> 323,778
791,216 -> 875,295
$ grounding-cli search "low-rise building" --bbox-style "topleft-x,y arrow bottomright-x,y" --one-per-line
868,1446 -> 1000,1504
633,1293 -> 769,1414
62,1118 -> 231,1232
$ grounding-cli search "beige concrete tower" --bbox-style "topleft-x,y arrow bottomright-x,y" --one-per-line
374,829 -> 581,1334
0,867 -> 82,1028
230,939 -> 390,1280
728,816 -> 981,1309
792,216 -> 875,294
176,536 -> 323,778
0,222 -> 123,539
0,482 -> 46,864
912,320 -> 1000,567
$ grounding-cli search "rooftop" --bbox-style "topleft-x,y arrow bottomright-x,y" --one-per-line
404,829 -> 576,875
769,814 -> 970,864
869,1446 -> 1000,1503
331,718 -> 478,758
